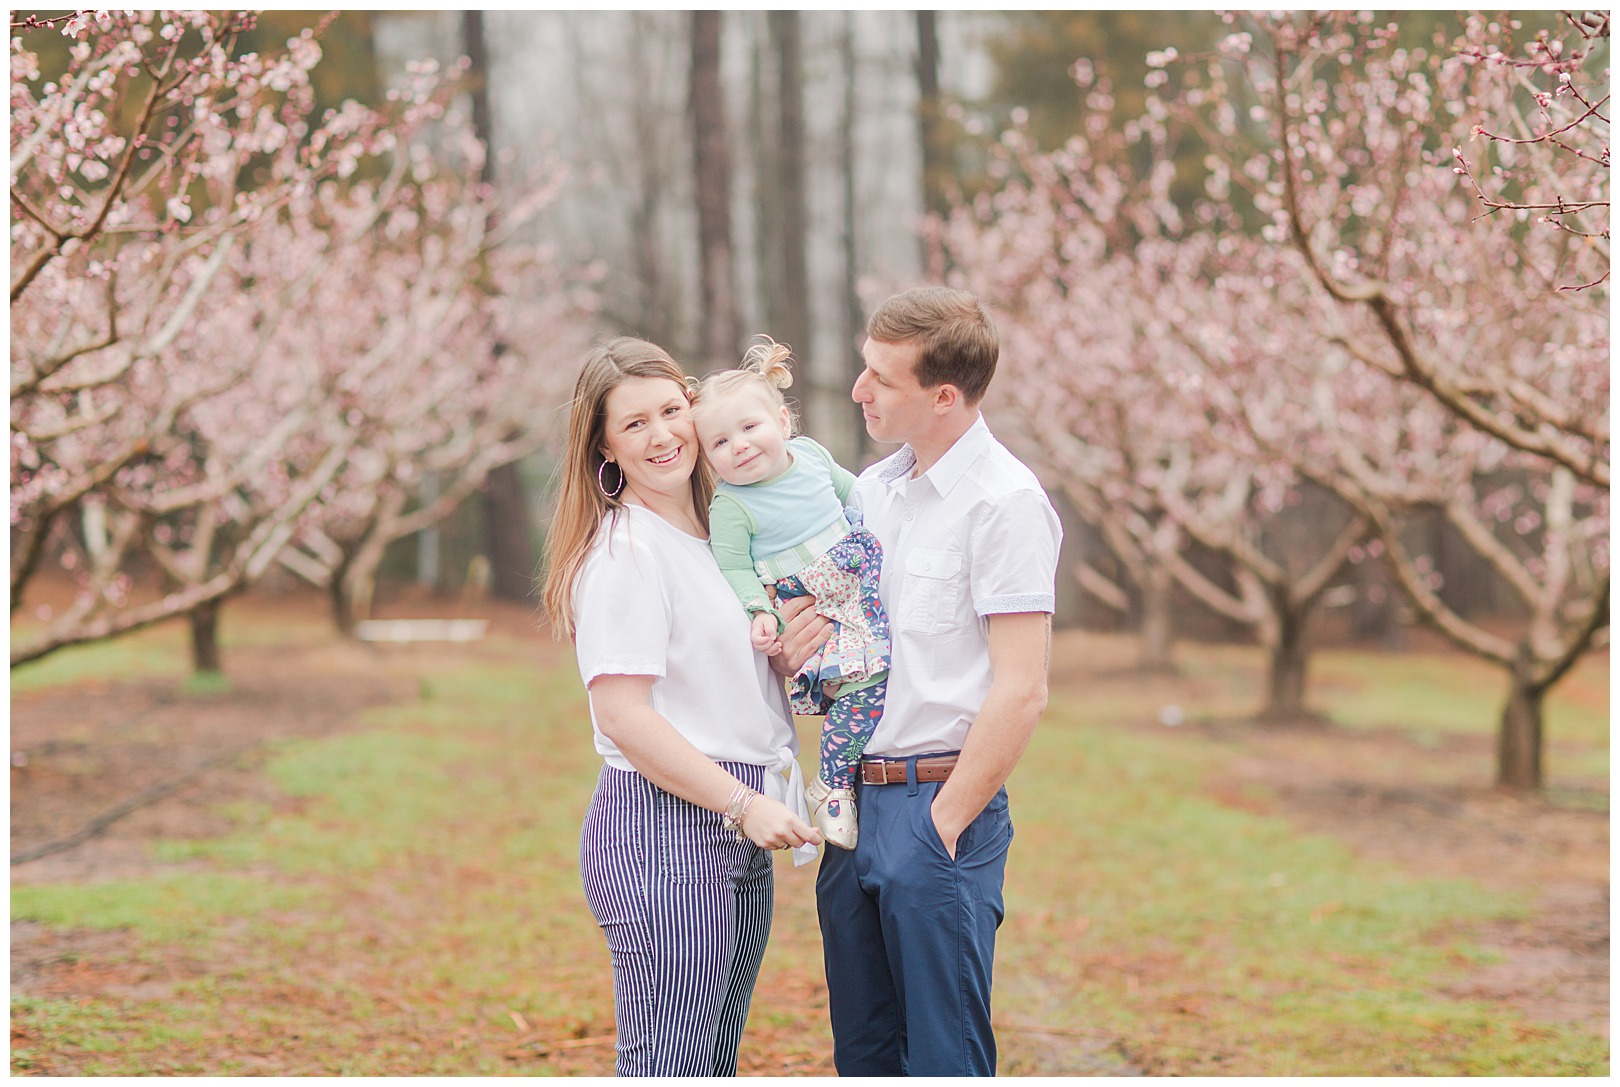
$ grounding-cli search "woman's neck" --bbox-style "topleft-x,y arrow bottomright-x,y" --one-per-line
623,487 -> 706,539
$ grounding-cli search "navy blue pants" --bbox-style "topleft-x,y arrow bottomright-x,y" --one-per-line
815,762 -> 1013,1076
580,763 -> 774,1076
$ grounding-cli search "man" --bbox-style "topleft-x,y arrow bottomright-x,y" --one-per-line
794,286 -> 1061,1075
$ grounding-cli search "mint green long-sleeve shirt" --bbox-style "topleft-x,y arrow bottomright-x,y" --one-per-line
708,436 -> 858,627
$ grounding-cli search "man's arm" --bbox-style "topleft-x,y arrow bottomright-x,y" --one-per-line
768,593 -> 832,677
929,611 -> 1051,858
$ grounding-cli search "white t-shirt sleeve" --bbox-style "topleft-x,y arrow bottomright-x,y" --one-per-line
574,534 -> 672,685
969,487 -> 1063,616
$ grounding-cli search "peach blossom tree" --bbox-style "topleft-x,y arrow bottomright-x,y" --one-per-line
11,12 -> 594,668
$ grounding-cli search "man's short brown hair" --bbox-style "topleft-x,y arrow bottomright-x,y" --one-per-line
865,286 -> 999,404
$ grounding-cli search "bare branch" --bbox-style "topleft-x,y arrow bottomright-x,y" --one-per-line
1072,561 -> 1131,613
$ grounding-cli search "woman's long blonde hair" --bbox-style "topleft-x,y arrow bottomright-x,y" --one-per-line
541,337 -> 713,640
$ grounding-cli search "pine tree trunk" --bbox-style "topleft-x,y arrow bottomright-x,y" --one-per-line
1138,566 -> 1175,674
915,11 -> 949,229
752,14 -> 784,354
690,10 -> 739,366
461,13 -> 534,604
416,472 -> 441,589
1497,649 -> 1544,791
189,598 -> 223,675
840,12 -> 869,465
768,11 -> 811,430
630,14 -> 671,344
480,466 -> 534,603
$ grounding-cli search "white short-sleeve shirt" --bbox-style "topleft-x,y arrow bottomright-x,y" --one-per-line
852,414 -> 1062,757
572,504 -> 797,772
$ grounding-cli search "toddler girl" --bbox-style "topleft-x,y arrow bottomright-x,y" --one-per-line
691,338 -> 889,850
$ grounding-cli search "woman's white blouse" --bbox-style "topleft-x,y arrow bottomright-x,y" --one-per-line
573,503 -> 799,774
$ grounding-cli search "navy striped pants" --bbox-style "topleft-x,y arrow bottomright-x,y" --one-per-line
580,762 -> 775,1076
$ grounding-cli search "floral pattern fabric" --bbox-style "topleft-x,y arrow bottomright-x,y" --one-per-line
772,525 -> 891,789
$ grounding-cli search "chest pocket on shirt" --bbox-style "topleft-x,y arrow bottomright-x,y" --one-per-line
897,547 -> 963,635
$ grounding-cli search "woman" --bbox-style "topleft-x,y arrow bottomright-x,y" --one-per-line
542,337 -> 824,1077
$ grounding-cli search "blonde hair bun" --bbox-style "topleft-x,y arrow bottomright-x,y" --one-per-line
741,336 -> 794,390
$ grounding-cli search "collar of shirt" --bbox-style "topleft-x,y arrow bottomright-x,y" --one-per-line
877,413 -> 992,498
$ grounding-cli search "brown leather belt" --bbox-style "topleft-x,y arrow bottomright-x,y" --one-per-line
860,754 -> 958,786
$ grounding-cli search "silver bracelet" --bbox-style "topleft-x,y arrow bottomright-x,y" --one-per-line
733,790 -> 759,842
720,783 -> 759,841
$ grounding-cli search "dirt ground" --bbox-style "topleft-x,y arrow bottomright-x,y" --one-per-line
1203,725 -> 1608,1037
1046,628 -> 1609,1044
10,592 -> 1610,1071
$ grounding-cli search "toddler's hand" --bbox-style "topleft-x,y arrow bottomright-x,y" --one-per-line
750,612 -> 779,652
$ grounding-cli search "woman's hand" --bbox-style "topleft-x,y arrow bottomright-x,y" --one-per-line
769,595 -> 832,677
739,793 -> 822,851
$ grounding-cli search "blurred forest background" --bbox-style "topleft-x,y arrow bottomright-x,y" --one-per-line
10,9 -> 1608,782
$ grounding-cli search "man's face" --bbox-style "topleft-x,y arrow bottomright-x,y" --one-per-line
852,338 -> 938,446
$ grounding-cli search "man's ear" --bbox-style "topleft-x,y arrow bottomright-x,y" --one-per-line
932,383 -> 962,415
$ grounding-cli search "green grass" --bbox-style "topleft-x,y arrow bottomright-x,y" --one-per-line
11,622 -> 190,693
998,711 -> 1606,1074
10,623 -> 1609,1075
12,875 -> 315,944
1314,648 -> 1609,747
13,647 -> 616,1075
1170,640 -> 1609,782
10,607 -> 352,694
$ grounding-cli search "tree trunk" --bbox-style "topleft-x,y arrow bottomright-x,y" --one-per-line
341,565 -> 378,636
628,14 -> 671,344
1258,600 -> 1314,723
480,465 -> 534,603
752,15 -> 783,351
840,12 -> 869,465
1350,554 -> 1404,648
690,10 -> 739,366
338,521 -> 395,635
416,471 -> 440,588
1497,647 -> 1544,791
462,11 -> 496,190
11,508 -> 57,614
916,10 -> 949,277
768,11 -> 811,429
462,12 -> 534,604
1138,565 -> 1175,673
330,550 -> 357,636
189,598 -> 223,675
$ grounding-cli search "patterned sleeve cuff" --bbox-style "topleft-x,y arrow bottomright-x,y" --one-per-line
743,599 -> 785,632
975,593 -> 1055,617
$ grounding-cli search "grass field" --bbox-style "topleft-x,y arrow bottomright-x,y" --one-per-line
9,612 -> 1610,1075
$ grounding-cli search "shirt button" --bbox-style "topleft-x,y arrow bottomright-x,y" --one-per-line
903,509 -> 914,521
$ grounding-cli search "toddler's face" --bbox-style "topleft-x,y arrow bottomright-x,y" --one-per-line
694,389 -> 793,487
